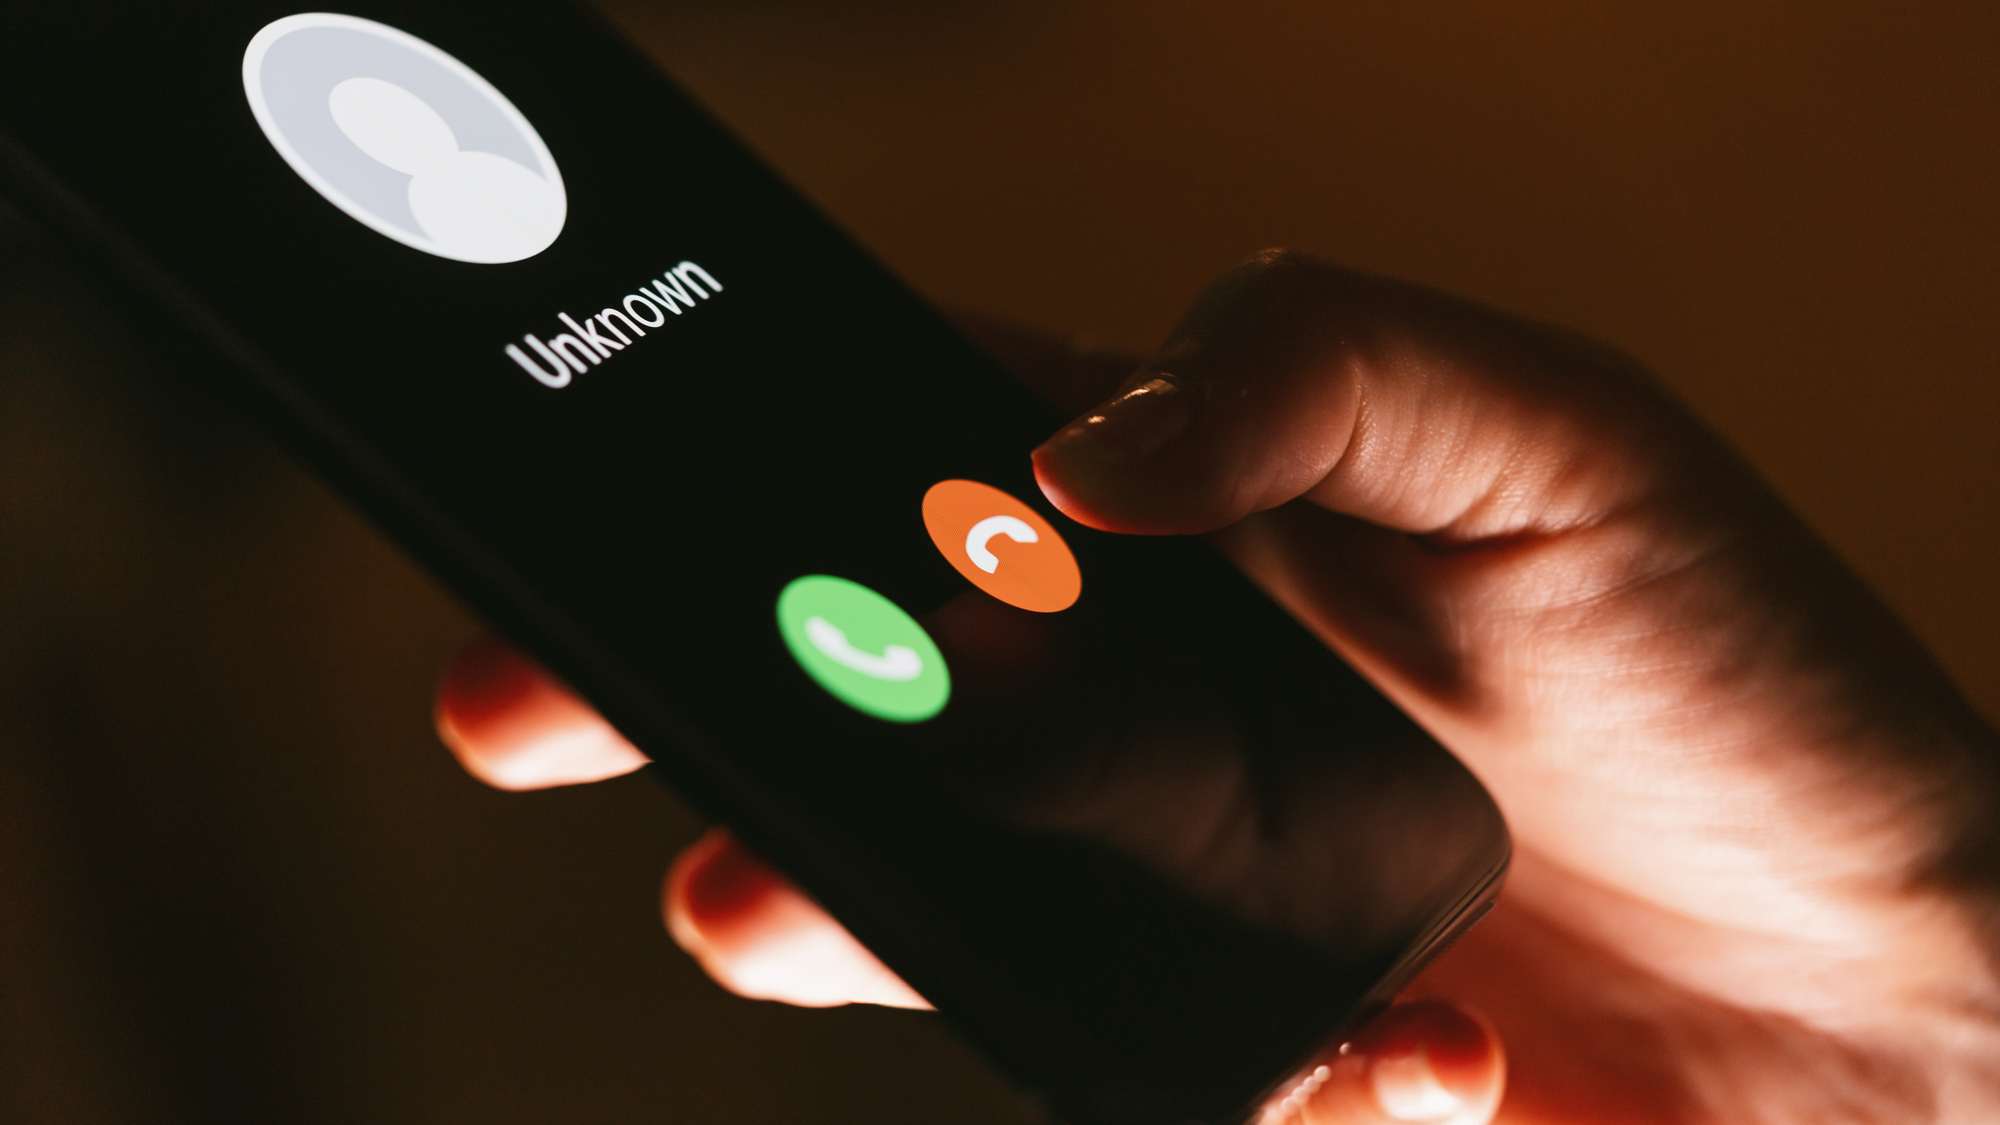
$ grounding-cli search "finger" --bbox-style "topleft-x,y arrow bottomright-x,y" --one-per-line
1261,1000 -> 1505,1125
434,633 -> 648,791
1031,248 -> 1713,540
664,827 -> 930,1010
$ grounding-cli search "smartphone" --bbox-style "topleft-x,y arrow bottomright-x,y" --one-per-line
0,5 -> 1508,1122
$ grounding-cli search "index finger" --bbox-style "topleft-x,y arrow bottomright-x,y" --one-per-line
435,633 -> 647,790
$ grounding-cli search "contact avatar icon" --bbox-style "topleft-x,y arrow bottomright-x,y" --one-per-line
243,13 -> 566,264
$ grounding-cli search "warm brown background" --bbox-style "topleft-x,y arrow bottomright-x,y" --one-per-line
2,1 -> 1994,1121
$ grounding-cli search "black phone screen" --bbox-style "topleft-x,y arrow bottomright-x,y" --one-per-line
0,5 -> 1508,1123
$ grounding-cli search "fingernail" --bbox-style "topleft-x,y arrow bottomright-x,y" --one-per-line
1047,373 -> 1197,466
1261,1003 -> 1499,1125
1370,1042 -> 1463,1121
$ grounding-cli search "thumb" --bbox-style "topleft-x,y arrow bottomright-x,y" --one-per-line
1262,1000 -> 1506,1125
1031,249 -> 1719,542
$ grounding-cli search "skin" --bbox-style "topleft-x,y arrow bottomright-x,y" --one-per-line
436,252 -> 2000,1124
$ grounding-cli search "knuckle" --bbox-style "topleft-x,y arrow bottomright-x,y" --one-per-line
1201,248 -> 1372,329
1230,246 -> 1337,294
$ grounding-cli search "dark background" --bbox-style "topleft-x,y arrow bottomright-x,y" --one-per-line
1,1 -> 1993,1121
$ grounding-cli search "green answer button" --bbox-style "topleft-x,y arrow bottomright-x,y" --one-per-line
776,575 -> 950,723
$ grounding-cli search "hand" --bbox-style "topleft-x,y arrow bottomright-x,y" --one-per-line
435,252 -> 2000,1124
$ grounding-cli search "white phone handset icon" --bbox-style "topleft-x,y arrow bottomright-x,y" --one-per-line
804,616 -> 924,681
964,515 -> 1039,574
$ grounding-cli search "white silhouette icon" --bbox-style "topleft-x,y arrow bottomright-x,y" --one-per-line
244,13 -> 567,264
326,77 -> 563,265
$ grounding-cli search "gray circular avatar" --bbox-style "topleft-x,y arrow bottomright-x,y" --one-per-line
243,13 -> 566,264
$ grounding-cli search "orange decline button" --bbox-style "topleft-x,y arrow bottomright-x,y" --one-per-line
922,479 -> 1081,613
